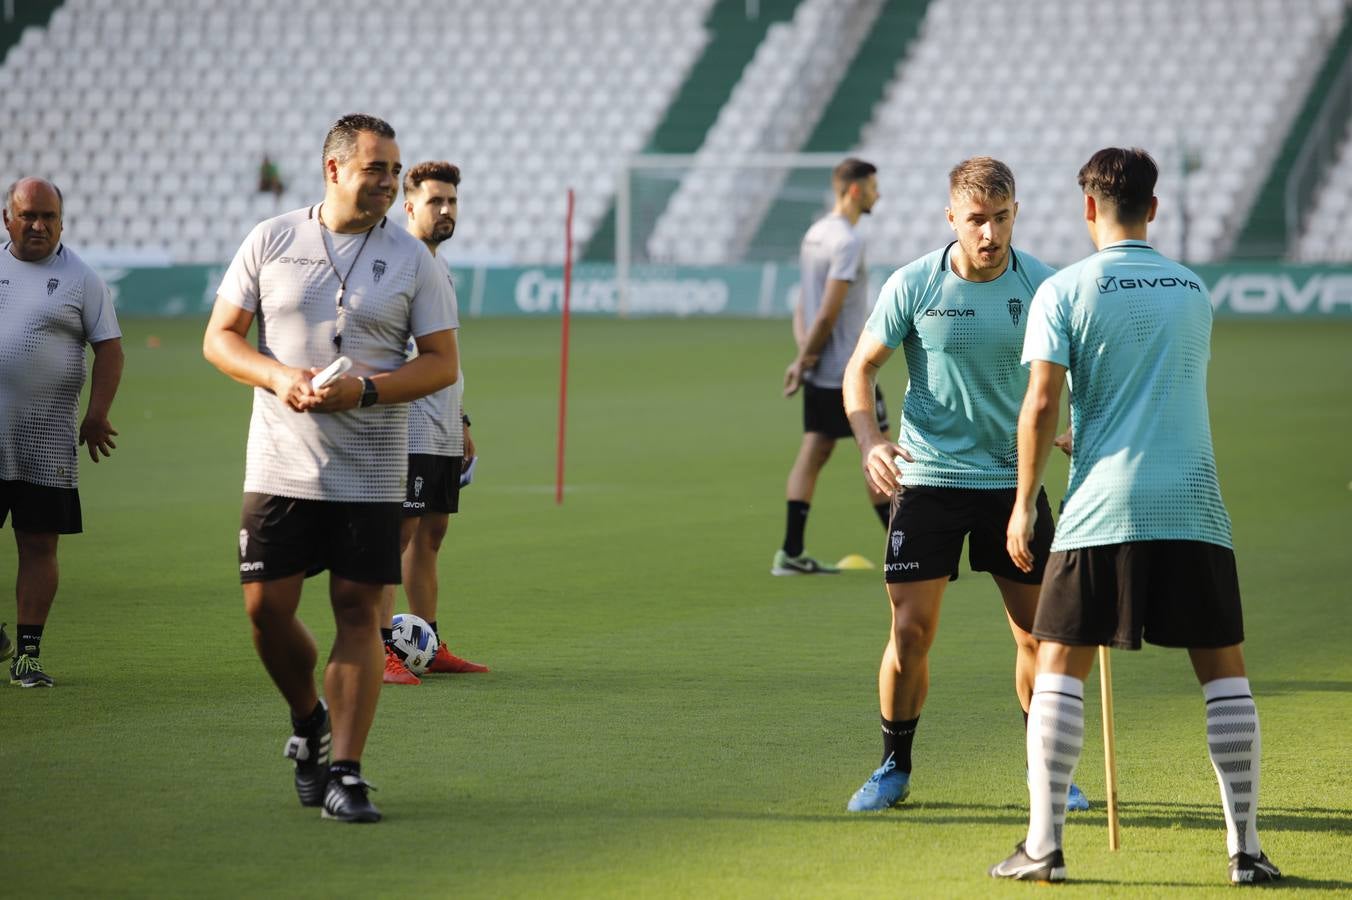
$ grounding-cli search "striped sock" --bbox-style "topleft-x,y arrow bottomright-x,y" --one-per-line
1203,677 -> 1262,857
1025,673 -> 1085,860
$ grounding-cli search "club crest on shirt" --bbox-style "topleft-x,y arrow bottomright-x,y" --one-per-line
890,530 -> 905,555
372,259 -> 387,283
1007,297 -> 1022,325
46,278 -> 59,295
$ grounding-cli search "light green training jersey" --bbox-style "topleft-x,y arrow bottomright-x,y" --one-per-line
866,242 -> 1056,488
1022,240 -> 1232,550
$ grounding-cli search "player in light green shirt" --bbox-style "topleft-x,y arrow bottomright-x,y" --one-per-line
840,157 -> 1086,814
993,148 -> 1280,886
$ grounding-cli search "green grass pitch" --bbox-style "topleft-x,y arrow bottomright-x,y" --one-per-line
3,317 -> 1350,897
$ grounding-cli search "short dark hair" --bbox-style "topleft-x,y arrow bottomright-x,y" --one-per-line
1077,147 -> 1157,224
320,113 -> 396,175
832,157 -> 876,195
403,161 -> 461,196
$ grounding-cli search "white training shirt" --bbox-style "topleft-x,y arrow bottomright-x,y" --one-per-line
407,266 -> 465,457
799,214 -> 868,389
217,205 -> 458,502
0,243 -> 120,489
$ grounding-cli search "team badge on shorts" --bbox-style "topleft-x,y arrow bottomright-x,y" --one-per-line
890,530 -> 906,555
413,476 -> 424,498
239,528 -> 248,557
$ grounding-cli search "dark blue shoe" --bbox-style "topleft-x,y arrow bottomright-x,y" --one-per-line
9,653 -> 53,688
846,753 -> 910,811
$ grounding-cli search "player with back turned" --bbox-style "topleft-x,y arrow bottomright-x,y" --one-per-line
990,148 -> 1281,885
203,113 -> 459,823
840,157 -> 1087,813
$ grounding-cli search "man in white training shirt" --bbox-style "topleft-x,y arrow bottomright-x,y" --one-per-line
380,160 -> 487,685
774,158 -> 890,576
203,114 -> 458,824
0,177 -> 123,689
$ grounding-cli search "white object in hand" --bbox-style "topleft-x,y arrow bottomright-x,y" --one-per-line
312,356 -> 352,389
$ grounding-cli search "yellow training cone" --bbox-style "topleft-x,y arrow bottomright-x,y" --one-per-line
835,554 -> 875,570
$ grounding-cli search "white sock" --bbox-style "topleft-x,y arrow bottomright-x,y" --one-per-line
1203,676 -> 1262,857
1025,673 -> 1084,859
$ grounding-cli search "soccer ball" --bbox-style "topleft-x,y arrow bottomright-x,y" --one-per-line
390,613 -> 438,675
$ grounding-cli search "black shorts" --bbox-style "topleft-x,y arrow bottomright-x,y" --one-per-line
403,454 -> 463,516
238,493 -> 402,585
803,383 -> 888,440
1033,540 -> 1244,650
884,485 -> 1054,585
0,479 -> 82,534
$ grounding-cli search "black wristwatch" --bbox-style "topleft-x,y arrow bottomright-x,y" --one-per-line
359,377 -> 379,408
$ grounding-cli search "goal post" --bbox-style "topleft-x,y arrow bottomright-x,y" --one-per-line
616,152 -> 851,315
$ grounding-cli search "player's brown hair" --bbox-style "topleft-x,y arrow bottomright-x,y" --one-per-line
320,113 -> 396,175
1078,147 -> 1157,224
948,157 -> 1016,203
832,157 -> 877,196
403,161 -> 461,196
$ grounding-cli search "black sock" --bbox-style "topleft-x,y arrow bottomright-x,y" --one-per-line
783,500 -> 810,557
380,628 -> 393,647
329,759 -> 361,780
291,700 -> 326,734
17,623 -> 43,657
873,501 -> 890,527
882,715 -> 920,773
428,620 -> 439,639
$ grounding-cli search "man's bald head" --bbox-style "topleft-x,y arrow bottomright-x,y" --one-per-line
6,177 -> 63,216
4,177 -> 64,261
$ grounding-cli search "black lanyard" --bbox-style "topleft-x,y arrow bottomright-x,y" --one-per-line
317,206 -> 375,350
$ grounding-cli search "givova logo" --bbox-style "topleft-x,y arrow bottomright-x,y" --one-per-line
1211,273 -> 1352,315
1097,275 -> 1201,293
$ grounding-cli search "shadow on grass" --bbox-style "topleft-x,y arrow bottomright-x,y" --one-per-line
1119,800 -> 1352,835
1250,679 -> 1352,695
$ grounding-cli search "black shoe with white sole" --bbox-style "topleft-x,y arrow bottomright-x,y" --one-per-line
989,841 -> 1067,882
1230,851 -> 1282,884
283,701 -> 331,807
322,774 -> 382,823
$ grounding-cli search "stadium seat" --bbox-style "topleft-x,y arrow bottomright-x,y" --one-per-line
0,0 -> 716,263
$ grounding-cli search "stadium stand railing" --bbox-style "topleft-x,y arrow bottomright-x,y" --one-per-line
1291,51 -> 1352,262
747,0 -> 929,260
584,0 -> 801,262
646,0 -> 883,264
